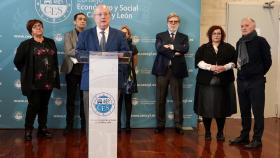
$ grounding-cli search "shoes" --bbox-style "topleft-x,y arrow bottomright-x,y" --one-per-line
175,127 -> 184,135
24,130 -> 32,141
125,123 -> 131,133
118,128 -> 121,133
63,127 -> 73,135
37,128 -> 52,138
154,126 -> 165,133
81,121 -> 86,131
125,127 -> 131,133
244,140 -> 262,149
216,133 -> 225,141
205,132 -> 211,141
229,136 -> 249,145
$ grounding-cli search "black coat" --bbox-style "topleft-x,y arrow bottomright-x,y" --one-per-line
236,36 -> 272,80
14,37 -> 60,97
195,42 -> 237,85
152,31 -> 189,78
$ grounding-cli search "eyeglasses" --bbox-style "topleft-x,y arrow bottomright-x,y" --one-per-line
95,13 -> 110,17
32,24 -> 43,29
212,33 -> 221,35
168,20 -> 179,24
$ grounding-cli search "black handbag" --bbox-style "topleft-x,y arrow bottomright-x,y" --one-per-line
124,61 -> 138,94
124,78 -> 137,94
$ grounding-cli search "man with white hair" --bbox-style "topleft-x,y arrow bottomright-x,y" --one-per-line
76,4 -> 129,135
229,17 -> 272,149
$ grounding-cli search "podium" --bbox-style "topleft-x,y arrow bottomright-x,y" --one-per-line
76,51 -> 131,158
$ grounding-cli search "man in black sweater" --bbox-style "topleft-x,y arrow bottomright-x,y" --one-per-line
229,17 -> 272,148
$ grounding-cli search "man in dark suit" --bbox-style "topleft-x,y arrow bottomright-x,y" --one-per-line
76,4 -> 129,135
152,13 -> 189,134
229,17 -> 272,149
61,13 -> 87,134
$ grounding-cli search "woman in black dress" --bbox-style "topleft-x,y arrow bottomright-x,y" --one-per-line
14,19 -> 60,141
194,25 -> 237,141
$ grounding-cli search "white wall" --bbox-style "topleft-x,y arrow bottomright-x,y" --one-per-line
201,0 -> 280,118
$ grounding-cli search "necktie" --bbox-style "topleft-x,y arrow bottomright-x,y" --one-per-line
171,33 -> 175,40
100,31 -> 106,51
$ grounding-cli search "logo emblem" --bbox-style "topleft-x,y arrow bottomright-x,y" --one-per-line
14,111 -> 24,120
54,33 -> 63,42
54,98 -> 63,106
132,97 -> 138,106
35,0 -> 72,23
14,79 -> 21,89
91,92 -> 115,116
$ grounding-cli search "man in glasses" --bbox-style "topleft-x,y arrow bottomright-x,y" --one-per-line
76,4 -> 129,136
152,13 -> 189,134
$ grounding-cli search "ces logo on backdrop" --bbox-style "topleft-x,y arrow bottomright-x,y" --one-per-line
35,0 -> 72,23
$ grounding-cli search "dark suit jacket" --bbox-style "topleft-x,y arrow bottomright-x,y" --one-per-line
152,31 -> 189,78
61,29 -> 78,74
236,36 -> 271,80
76,26 -> 129,90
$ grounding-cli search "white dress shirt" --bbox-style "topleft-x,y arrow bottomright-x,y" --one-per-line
96,26 -> 109,45
197,45 -> 235,71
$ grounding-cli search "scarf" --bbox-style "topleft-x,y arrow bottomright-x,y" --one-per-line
237,30 -> 257,70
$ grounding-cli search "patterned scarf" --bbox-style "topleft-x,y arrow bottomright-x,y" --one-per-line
237,30 -> 257,70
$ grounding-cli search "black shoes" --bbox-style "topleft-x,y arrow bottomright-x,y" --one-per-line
216,133 -> 225,141
63,127 -> 73,135
205,132 -> 211,141
229,136 -> 249,145
154,126 -> 165,133
125,126 -> 131,133
175,127 -> 184,135
154,127 -> 183,134
244,140 -> 262,149
204,132 -> 225,141
25,128 -> 52,140
229,136 -> 262,149
24,130 -> 32,141
37,128 -> 52,138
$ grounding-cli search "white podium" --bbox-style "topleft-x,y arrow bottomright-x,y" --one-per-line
76,51 -> 131,158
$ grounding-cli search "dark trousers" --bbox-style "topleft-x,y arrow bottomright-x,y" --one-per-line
65,74 -> 85,129
25,90 -> 52,129
237,77 -> 265,141
118,93 -> 132,128
203,117 -> 225,134
155,68 -> 183,128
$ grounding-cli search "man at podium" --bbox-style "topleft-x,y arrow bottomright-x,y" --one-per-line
76,4 -> 129,135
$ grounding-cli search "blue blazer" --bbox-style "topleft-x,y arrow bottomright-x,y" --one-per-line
76,27 -> 129,90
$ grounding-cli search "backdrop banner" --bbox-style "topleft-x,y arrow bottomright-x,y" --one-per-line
0,0 -> 200,129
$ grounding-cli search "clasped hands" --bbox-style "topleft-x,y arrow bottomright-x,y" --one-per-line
210,65 -> 226,74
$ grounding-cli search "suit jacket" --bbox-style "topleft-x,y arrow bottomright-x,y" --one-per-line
61,30 -> 78,74
76,26 -> 129,90
236,36 -> 272,80
152,31 -> 189,78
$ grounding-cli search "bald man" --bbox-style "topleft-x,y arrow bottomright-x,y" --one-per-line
229,18 -> 272,148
